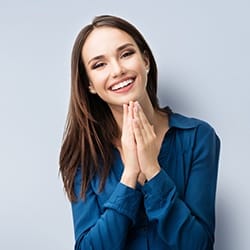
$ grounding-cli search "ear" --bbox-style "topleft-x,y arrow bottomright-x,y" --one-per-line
143,51 -> 150,73
88,84 -> 97,94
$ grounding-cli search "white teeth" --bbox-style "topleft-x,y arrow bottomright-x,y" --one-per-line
111,79 -> 133,91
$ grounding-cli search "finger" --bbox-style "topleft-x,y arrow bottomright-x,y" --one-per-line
135,102 -> 155,137
136,102 -> 150,128
128,101 -> 135,119
122,103 -> 133,140
122,104 -> 135,145
126,102 -> 137,138
133,104 -> 142,129
133,117 -> 145,145
123,104 -> 128,128
133,105 -> 148,140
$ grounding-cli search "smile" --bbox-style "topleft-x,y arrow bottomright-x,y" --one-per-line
110,78 -> 134,91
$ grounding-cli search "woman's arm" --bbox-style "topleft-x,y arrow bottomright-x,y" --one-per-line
72,102 -> 144,249
72,171 -> 142,250
142,123 -> 220,249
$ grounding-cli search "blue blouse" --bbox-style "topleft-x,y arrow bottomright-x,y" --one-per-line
71,113 -> 220,250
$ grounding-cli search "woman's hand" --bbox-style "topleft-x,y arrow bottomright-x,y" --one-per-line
132,102 -> 161,181
120,102 -> 140,188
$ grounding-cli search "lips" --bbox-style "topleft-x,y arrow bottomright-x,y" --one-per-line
109,78 -> 135,91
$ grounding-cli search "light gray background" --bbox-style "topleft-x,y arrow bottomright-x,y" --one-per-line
0,1 -> 249,249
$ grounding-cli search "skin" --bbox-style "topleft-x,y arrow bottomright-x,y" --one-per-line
121,101 -> 163,187
82,27 -> 169,188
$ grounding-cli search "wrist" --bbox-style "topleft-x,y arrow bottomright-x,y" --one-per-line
121,171 -> 139,189
144,165 -> 161,181
137,172 -> 147,186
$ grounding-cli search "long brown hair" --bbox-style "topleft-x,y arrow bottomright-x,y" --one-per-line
59,15 -> 166,201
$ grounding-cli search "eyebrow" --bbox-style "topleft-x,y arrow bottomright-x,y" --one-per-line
87,43 -> 135,65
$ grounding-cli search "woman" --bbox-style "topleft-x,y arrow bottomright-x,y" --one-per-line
59,15 -> 220,250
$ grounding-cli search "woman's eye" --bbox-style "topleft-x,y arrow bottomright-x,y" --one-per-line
121,51 -> 135,58
92,62 -> 105,69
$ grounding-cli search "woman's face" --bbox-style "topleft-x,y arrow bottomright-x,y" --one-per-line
81,27 -> 150,109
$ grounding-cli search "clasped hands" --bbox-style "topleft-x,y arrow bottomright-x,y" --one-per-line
120,101 -> 161,188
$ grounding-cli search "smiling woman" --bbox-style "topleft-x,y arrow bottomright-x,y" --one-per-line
59,15 -> 220,250
82,26 -> 150,108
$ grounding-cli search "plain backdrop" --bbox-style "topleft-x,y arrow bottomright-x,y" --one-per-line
0,1 -> 249,249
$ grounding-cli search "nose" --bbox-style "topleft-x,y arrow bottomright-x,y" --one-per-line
110,59 -> 124,78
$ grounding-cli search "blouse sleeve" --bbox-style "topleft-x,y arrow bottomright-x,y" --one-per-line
71,171 -> 142,250
142,123 -> 220,249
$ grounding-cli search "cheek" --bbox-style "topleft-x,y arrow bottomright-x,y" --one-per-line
88,71 -> 109,88
125,57 -> 141,68
126,57 -> 147,74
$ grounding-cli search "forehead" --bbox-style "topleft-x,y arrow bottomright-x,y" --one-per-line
82,27 -> 138,60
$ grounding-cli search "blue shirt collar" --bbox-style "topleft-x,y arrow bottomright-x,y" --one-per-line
169,113 -> 200,129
